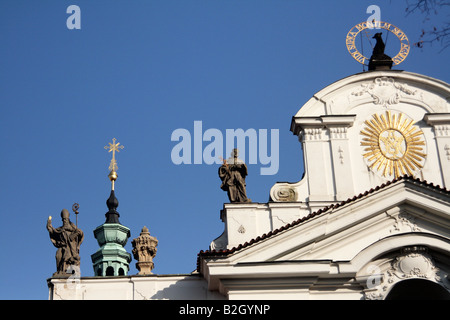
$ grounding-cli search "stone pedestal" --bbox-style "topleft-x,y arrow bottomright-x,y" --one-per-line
368,57 -> 393,71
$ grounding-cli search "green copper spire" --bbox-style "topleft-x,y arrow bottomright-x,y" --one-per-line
91,222 -> 131,276
91,138 -> 131,276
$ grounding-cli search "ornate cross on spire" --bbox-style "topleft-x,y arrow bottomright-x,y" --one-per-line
104,138 -> 124,172
104,138 -> 124,190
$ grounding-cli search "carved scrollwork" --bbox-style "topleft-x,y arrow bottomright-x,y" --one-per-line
363,246 -> 450,300
392,247 -> 434,279
390,212 -> 421,233
351,77 -> 417,107
275,187 -> 297,202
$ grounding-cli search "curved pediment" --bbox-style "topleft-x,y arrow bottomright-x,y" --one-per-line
295,70 -> 450,117
271,70 -> 450,205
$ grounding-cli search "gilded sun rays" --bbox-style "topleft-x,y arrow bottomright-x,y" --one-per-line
360,111 -> 426,178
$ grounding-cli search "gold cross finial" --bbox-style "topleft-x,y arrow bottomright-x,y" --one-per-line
104,138 -> 124,190
104,138 -> 124,171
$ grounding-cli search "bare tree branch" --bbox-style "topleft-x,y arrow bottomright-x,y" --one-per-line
405,0 -> 450,50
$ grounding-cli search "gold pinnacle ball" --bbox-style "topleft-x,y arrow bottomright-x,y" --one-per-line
108,170 -> 118,181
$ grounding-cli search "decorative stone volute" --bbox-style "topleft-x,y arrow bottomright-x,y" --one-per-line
132,226 -> 158,275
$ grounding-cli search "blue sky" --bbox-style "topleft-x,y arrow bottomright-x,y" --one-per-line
0,0 -> 448,299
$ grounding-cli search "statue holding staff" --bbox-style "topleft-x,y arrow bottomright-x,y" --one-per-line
46,208 -> 84,277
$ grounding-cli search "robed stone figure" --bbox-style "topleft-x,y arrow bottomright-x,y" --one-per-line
47,209 -> 84,277
219,149 -> 251,203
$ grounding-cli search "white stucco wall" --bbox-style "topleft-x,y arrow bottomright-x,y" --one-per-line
48,273 -> 225,300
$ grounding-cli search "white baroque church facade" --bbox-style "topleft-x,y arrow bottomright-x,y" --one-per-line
48,69 -> 450,300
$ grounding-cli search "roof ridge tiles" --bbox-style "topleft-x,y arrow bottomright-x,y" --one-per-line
196,176 -> 449,270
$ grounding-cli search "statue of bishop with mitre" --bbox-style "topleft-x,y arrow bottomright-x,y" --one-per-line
46,209 -> 84,277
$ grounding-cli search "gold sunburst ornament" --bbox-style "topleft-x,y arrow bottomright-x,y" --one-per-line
360,111 -> 426,178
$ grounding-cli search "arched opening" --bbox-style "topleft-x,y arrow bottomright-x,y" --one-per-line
105,266 -> 114,276
386,279 -> 450,300
118,268 -> 125,276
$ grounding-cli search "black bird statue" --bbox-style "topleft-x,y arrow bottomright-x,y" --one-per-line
372,33 -> 386,55
368,32 -> 393,71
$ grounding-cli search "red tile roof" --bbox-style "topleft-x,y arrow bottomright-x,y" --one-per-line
196,175 -> 449,271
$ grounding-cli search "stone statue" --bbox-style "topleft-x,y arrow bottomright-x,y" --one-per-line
46,209 -> 84,277
131,226 -> 158,275
218,149 -> 251,203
